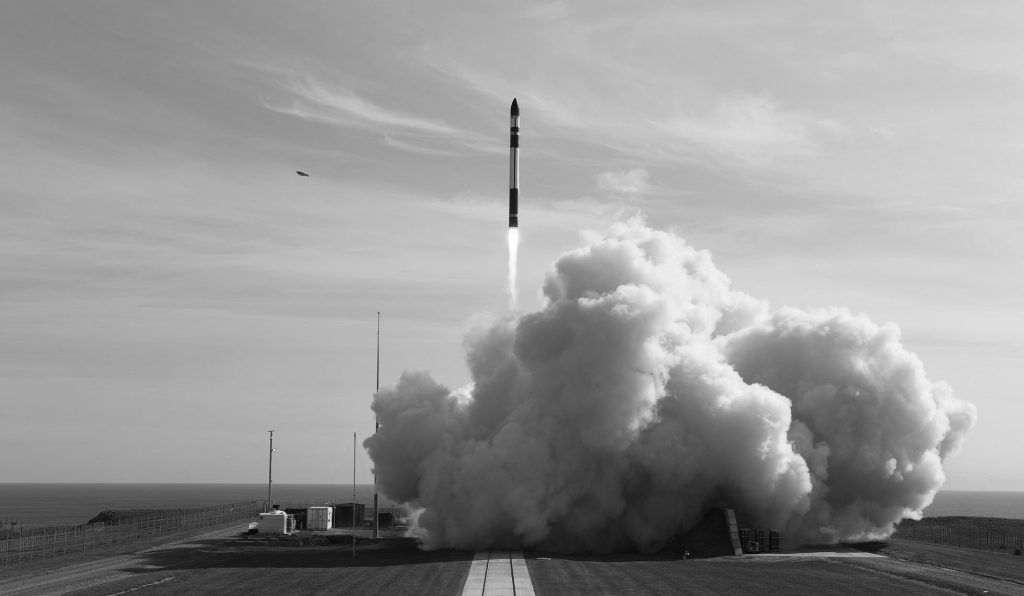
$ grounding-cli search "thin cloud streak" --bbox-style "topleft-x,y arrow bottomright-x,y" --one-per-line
383,134 -> 459,156
657,95 -> 846,166
418,47 -> 845,169
261,70 -> 501,155
274,75 -> 459,134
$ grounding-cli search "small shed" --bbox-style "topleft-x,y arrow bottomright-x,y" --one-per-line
257,511 -> 291,535
307,506 -> 333,530
335,503 -> 366,527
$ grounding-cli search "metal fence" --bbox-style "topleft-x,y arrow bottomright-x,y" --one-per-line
0,501 -> 260,567
894,524 -> 1024,553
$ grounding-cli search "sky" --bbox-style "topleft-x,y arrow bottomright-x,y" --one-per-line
1,1 -> 1021,490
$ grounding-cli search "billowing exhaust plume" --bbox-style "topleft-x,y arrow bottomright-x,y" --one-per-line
507,228 -> 519,310
365,219 -> 975,552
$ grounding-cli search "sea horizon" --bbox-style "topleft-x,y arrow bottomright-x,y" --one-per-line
0,483 -> 393,529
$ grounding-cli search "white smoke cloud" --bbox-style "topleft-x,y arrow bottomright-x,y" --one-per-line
365,219 -> 975,552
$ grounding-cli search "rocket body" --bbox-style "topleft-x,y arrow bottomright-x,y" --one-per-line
509,98 -> 519,228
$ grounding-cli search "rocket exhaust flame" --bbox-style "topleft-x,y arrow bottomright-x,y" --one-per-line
365,220 -> 975,554
507,228 -> 519,311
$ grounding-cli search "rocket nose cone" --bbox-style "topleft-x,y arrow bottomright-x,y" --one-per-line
511,98 -> 519,116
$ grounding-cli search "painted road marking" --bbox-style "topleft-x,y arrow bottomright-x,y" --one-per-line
462,553 -> 490,595
485,552 -> 515,596
509,552 -> 537,596
461,551 -> 537,596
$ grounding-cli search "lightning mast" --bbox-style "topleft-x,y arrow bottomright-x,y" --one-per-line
266,430 -> 274,512
373,312 -> 380,539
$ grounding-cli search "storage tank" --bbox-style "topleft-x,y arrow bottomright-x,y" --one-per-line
307,506 -> 333,530
258,510 -> 290,534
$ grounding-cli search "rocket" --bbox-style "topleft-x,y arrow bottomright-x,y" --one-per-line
509,98 -> 519,228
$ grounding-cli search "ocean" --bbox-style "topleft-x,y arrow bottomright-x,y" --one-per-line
0,484 -> 1021,530
0,484 -> 393,529
922,490 -> 1024,519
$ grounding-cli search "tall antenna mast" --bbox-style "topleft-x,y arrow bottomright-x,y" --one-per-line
352,431 -> 356,558
373,312 -> 380,539
267,430 -> 274,513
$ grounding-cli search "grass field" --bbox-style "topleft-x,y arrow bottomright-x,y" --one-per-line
37,535 -> 1024,596
525,548 -> 1024,596
852,538 -> 1024,585
0,533 -> 474,596
3,520 -> 1024,595
895,516 -> 1024,553
117,538 -> 473,596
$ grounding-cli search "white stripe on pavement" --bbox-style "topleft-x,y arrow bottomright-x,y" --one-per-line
460,551 -> 537,596
509,552 -> 536,596
461,552 -> 490,596
484,552 -> 515,596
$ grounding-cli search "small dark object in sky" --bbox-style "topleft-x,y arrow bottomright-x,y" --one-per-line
296,171 -> 309,177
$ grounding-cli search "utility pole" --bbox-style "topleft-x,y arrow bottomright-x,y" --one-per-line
373,311 -> 380,539
267,430 -> 275,513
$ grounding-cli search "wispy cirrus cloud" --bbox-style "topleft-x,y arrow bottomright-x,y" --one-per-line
657,95 -> 847,166
262,71 -> 499,154
417,45 -> 845,168
383,134 -> 458,156
271,74 -> 459,134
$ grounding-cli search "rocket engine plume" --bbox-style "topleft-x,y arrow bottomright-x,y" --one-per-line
507,228 -> 519,311
365,219 -> 976,553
